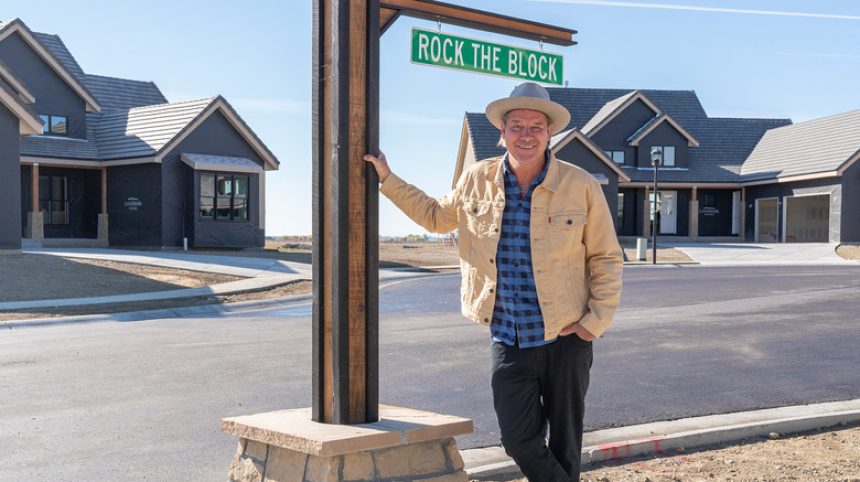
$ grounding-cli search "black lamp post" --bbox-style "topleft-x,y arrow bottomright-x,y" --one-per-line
650,146 -> 662,265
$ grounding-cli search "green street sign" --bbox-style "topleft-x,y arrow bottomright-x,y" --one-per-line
410,28 -> 563,85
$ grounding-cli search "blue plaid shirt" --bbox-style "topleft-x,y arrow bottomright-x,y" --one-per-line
490,155 -> 555,348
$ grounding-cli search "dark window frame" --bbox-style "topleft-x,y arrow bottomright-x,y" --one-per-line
199,171 -> 250,222
39,114 -> 69,136
604,150 -> 625,165
38,175 -> 70,225
650,145 -> 676,166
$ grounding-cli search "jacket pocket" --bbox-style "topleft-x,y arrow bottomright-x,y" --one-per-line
463,200 -> 495,238
548,212 -> 586,249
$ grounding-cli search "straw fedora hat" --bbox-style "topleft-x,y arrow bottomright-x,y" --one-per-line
485,82 -> 570,135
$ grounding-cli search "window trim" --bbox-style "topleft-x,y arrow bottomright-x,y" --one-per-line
650,145 -> 676,167
604,150 -> 625,165
199,171 -> 250,222
39,114 -> 69,136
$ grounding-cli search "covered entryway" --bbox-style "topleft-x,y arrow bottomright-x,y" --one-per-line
755,198 -> 778,242
784,194 -> 830,243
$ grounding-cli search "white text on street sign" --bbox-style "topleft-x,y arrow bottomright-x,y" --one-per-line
410,28 -> 563,85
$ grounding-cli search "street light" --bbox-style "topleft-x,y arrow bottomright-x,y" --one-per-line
650,146 -> 663,265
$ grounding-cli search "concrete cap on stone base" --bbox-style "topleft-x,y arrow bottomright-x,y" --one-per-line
221,404 -> 473,458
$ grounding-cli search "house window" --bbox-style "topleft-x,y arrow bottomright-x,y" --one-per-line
200,172 -> 250,221
40,115 -> 68,135
39,175 -> 69,225
617,192 -> 624,227
651,145 -> 676,166
604,150 -> 625,164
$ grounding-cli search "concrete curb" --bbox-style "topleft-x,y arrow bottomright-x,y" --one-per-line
463,399 -> 860,479
1,271 -> 454,328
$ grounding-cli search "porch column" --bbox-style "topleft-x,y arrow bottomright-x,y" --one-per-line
642,186 -> 651,237
740,187 -> 747,241
689,186 -> 699,240
97,167 -> 109,243
27,163 -> 44,240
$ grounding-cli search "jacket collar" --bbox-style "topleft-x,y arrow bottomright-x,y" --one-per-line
491,152 -> 560,193
541,154 -> 561,193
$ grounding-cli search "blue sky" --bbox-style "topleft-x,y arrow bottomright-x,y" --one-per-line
11,0 -> 860,235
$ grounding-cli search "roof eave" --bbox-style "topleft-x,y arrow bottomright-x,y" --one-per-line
0,19 -> 101,112
152,96 -> 280,171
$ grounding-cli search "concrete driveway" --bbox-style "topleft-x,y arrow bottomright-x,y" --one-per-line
667,242 -> 858,266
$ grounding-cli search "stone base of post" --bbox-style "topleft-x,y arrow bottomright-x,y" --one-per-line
25,212 -> 44,239
221,405 -> 473,482
97,214 -> 109,242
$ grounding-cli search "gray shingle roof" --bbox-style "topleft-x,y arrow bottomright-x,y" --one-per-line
31,32 -> 86,82
5,19 -> 278,169
84,74 -> 166,110
466,87 -> 791,183
96,97 -> 214,160
581,90 -> 639,135
740,109 -> 860,181
181,153 -> 262,173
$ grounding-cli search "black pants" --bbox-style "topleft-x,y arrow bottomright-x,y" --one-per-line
491,334 -> 593,482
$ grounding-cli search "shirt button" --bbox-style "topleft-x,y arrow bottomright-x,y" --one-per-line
489,288 -> 494,293
567,219 -> 573,225
490,258 -> 494,264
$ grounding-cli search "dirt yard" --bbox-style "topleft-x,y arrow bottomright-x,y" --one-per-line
0,254 -> 238,303
836,243 -> 860,261
472,424 -> 860,482
255,240 -> 461,269
619,239 -> 694,264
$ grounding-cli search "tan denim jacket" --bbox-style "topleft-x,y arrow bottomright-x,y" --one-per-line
380,155 -> 623,339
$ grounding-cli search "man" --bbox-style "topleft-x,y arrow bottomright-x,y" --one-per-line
364,82 -> 622,481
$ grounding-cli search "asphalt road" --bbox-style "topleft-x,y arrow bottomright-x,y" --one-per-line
2,265 -> 859,481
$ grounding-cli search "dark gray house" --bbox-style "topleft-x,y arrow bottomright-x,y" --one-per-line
456,87 -> 860,243
0,18 -> 279,251
740,110 -> 860,243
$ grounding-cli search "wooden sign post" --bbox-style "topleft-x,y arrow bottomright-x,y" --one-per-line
312,0 -> 576,425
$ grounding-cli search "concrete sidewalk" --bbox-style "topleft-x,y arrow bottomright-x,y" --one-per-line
1,248 -> 440,312
668,242 -> 858,266
463,399 -> 860,479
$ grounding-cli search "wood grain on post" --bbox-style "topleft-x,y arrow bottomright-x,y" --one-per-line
313,0 -> 379,425
311,0 -> 572,426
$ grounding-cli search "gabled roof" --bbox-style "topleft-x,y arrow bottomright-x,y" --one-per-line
90,96 -> 279,170
0,57 -> 34,103
627,113 -> 700,148
95,97 -> 214,160
741,108 -> 860,182
0,77 -> 42,135
154,96 -> 279,170
84,74 -> 167,110
459,87 -> 791,185
580,90 -> 660,136
0,19 -> 100,111
551,128 -> 631,182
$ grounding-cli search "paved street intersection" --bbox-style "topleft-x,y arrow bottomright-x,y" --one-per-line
2,265 -> 859,481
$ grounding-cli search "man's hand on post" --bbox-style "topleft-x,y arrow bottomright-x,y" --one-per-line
363,152 -> 391,183
559,322 -> 595,341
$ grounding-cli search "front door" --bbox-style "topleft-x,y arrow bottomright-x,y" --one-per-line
659,190 -> 677,234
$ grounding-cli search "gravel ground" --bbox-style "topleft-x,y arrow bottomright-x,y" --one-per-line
836,244 -> 860,261
472,424 -> 860,482
0,254 -> 238,302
